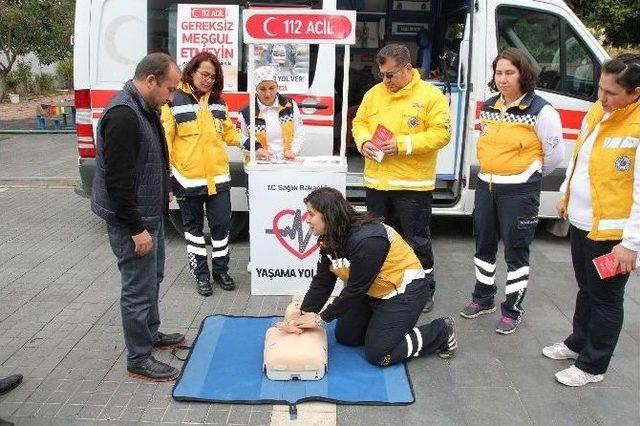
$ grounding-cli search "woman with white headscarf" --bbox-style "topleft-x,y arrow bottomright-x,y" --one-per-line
238,65 -> 305,161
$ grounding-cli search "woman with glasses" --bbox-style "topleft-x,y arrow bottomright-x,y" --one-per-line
161,52 -> 246,297
459,48 -> 564,334
237,65 -> 305,162
543,53 -> 640,387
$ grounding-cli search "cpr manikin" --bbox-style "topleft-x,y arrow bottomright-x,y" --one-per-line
263,301 -> 328,380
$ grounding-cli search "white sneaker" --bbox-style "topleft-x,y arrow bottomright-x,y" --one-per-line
555,365 -> 604,387
542,342 -> 579,360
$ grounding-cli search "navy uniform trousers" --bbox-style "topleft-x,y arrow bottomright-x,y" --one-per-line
176,191 -> 231,282
471,173 -> 541,319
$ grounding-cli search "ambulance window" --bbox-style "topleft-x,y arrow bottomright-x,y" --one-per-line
497,8 -> 561,92
497,6 -> 598,100
564,27 -> 596,99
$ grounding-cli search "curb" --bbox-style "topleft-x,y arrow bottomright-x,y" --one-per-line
0,177 -> 78,188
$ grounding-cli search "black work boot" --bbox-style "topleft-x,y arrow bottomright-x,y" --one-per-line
0,374 -> 22,395
196,279 -> 213,296
212,271 -> 236,290
153,332 -> 185,349
423,293 -> 435,313
127,356 -> 179,382
438,316 -> 458,359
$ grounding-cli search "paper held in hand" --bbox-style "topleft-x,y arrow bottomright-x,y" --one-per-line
370,124 -> 394,163
592,253 -> 622,280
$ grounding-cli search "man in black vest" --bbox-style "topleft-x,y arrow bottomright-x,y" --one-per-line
91,53 -> 183,381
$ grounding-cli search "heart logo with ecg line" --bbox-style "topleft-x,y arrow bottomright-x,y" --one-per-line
271,209 -> 319,260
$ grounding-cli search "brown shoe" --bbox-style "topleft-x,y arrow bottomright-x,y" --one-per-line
153,332 -> 185,349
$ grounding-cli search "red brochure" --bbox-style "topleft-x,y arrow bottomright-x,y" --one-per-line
369,124 -> 394,162
371,124 -> 394,149
592,253 -> 622,280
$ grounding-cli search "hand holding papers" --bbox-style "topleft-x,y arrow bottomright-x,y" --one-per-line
369,124 -> 394,163
592,253 -> 622,280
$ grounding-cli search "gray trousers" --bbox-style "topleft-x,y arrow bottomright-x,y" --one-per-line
107,220 -> 164,368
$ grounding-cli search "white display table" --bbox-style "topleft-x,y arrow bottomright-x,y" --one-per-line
242,8 -> 355,295
247,157 -> 346,295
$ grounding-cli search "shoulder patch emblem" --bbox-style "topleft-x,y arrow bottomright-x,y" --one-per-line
407,116 -> 419,128
615,155 -> 631,172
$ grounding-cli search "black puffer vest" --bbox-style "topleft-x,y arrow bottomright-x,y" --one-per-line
91,80 -> 169,229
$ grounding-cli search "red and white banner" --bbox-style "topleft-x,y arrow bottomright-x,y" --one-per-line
177,4 -> 239,90
243,10 -> 357,45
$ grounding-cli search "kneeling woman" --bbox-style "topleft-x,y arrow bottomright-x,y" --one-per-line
287,187 -> 456,366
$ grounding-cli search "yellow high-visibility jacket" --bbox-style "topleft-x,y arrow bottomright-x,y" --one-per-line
563,100 -> 640,242
328,224 -> 424,299
352,69 -> 451,191
161,82 -> 244,195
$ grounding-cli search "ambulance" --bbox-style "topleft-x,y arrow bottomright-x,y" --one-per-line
73,0 -> 608,240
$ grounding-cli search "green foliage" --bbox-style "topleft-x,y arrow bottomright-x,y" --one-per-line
0,0 -> 73,99
565,0 -> 640,47
34,73 -> 56,95
5,72 -> 18,93
0,0 -> 74,69
605,45 -> 640,57
56,57 -> 73,89
9,60 -> 35,94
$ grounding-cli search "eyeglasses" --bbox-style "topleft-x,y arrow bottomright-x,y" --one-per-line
196,70 -> 216,81
378,67 -> 404,80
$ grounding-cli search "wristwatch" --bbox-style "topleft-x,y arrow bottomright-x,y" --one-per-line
315,313 -> 325,328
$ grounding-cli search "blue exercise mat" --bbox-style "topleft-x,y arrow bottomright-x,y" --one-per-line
172,315 -> 414,407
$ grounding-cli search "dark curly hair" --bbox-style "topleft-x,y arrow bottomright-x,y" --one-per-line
488,48 -> 538,94
602,52 -> 640,93
303,187 -> 381,253
181,52 -> 224,100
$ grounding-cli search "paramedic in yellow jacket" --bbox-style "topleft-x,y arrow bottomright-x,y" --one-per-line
161,52 -> 246,297
281,187 -> 457,367
237,65 -> 304,161
352,44 -> 451,313
542,53 -> 640,387
460,48 -> 564,335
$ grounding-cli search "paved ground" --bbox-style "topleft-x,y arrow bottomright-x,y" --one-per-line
0,134 -> 77,183
0,134 -> 638,425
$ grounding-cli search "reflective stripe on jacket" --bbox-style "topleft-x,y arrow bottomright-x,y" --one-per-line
477,91 -> 546,180
161,82 -> 244,195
